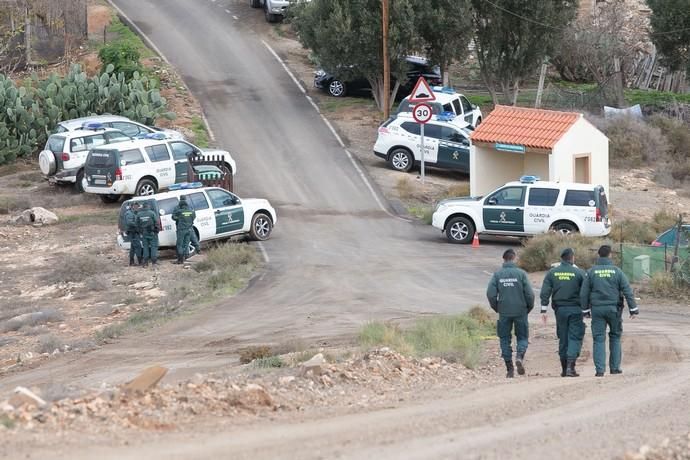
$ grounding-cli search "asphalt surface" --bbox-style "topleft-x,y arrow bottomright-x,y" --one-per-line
0,0 -> 506,392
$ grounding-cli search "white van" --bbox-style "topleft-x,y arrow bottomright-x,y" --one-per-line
432,177 -> 611,243
83,138 -> 236,202
117,184 -> 277,253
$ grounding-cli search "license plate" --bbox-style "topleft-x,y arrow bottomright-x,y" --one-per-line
94,179 -> 106,185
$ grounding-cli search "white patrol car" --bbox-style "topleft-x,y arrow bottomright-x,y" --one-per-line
374,113 -> 472,173
55,115 -> 184,140
82,136 -> 236,203
397,86 -> 483,128
432,177 -> 611,244
38,124 -> 131,191
117,183 -> 277,253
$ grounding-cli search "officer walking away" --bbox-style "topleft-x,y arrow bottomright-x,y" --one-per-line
124,202 -> 142,266
171,195 -> 196,264
580,245 -> 639,377
487,249 -> 535,378
540,248 -> 586,377
136,201 -> 160,267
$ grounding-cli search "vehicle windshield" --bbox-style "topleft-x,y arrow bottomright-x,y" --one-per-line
87,150 -> 117,167
46,135 -> 66,153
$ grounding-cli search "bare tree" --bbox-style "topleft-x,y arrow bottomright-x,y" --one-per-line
554,0 -> 651,106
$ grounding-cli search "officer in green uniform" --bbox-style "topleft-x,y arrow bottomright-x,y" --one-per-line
487,249 -> 535,378
540,248 -> 586,377
171,195 -> 196,264
580,245 -> 639,377
136,201 -> 160,267
124,203 -> 143,266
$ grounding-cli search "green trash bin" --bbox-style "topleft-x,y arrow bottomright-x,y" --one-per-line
193,165 -> 223,181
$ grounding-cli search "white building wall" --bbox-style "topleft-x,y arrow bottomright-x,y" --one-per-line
552,117 -> 610,194
471,145 -> 525,196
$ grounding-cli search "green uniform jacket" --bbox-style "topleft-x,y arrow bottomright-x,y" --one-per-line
136,209 -> 160,236
172,204 -> 196,231
487,262 -> 535,317
124,208 -> 138,233
580,258 -> 639,314
539,261 -> 584,313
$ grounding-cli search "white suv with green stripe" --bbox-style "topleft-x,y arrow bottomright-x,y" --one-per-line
117,184 -> 277,253
432,177 -> 611,244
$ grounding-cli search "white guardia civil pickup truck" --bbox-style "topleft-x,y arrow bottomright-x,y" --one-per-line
431,177 -> 611,244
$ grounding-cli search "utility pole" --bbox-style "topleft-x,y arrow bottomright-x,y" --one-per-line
382,0 -> 390,119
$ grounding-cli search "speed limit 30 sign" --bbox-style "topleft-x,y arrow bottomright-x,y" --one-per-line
413,103 -> 433,124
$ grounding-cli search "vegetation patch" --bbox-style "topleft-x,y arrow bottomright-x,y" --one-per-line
518,233 -> 609,272
252,355 -> 286,368
57,210 -> 119,226
190,116 -> 210,148
609,209 -> 679,244
195,242 -> 261,294
43,254 -> 115,284
358,312 -> 494,369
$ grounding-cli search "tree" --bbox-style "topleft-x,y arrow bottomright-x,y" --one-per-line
470,0 -> 576,105
291,0 -> 418,110
648,0 -> 690,72
413,0 -> 473,85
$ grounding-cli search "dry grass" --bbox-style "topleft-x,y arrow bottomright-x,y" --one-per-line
195,242 -> 261,293
358,313 -> 494,369
42,254 -> 114,284
610,209 -> 680,244
36,334 -> 65,354
518,233 -> 608,272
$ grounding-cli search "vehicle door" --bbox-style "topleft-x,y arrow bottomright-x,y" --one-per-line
460,96 -> 475,125
186,191 -> 214,240
156,197 -> 180,247
144,144 -> 175,188
399,121 -> 438,164
437,126 -> 470,172
524,187 -> 560,234
85,148 -> 118,188
482,186 -> 526,233
418,122 -> 441,165
168,141 -> 197,183
206,188 -> 244,236
563,189 -> 597,232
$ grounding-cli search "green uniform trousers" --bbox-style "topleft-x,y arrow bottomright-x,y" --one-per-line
190,230 -> 200,253
591,305 -> 622,373
128,231 -> 142,264
176,229 -> 192,259
497,314 -> 529,361
555,306 -> 585,361
141,233 -> 159,263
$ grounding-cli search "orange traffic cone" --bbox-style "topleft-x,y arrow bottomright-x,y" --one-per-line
472,232 -> 480,248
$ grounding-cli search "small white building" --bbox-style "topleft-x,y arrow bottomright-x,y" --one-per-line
469,106 -> 609,197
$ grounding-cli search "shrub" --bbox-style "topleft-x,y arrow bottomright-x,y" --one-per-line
98,41 -> 143,80
195,242 -> 260,293
252,356 -> 285,368
519,233 -> 606,272
610,210 -> 679,244
36,334 -> 64,354
43,254 -> 114,284
592,116 -> 669,168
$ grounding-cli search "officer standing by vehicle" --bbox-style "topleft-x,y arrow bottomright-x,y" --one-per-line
124,202 -> 142,266
540,248 -> 586,377
580,245 -> 639,377
487,249 -> 535,378
171,195 -> 196,264
136,201 -> 160,267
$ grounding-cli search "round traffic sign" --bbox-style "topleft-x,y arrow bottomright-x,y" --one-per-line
413,103 -> 433,124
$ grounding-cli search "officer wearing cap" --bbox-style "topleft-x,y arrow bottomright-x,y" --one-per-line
172,195 -> 196,264
580,245 -> 639,377
487,249 -> 535,378
124,202 -> 142,266
540,248 -> 586,377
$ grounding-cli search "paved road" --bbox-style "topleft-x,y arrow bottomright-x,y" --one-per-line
0,0 -> 505,392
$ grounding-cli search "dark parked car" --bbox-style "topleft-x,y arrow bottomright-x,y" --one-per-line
651,224 -> 690,247
314,56 -> 442,98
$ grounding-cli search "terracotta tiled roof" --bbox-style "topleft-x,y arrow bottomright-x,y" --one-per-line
470,105 -> 581,150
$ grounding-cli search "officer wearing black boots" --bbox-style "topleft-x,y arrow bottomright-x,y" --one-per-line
539,248 -> 586,377
487,249 -> 535,378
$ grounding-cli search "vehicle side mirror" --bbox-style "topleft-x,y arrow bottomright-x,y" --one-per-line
488,197 -> 497,205
159,209 -> 165,216
472,104 -> 478,110
462,138 -> 470,146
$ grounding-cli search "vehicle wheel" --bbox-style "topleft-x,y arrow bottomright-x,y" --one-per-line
38,150 -> 56,175
446,216 -> 475,244
74,169 -> 84,193
250,212 -> 273,241
328,80 -> 347,97
388,148 -> 413,172
99,194 -> 121,204
250,0 -> 261,7
264,8 -> 278,22
135,179 -> 157,196
551,221 -> 577,235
